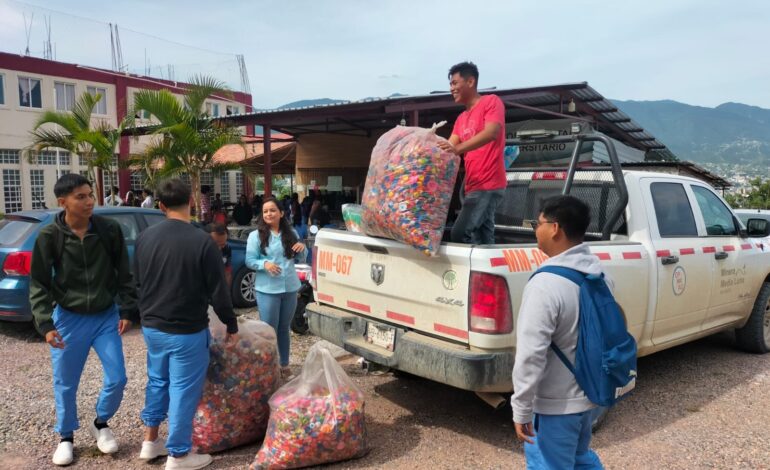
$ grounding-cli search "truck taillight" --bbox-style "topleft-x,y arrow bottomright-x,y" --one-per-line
3,251 -> 32,276
469,272 -> 512,334
311,246 -> 318,289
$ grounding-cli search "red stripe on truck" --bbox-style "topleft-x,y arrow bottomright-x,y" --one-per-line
656,250 -> 671,257
347,301 -> 371,313
434,323 -> 469,340
622,252 -> 642,260
679,248 -> 695,255
595,253 -> 611,261
723,245 -> 736,252
317,293 -> 334,303
386,310 -> 415,325
741,243 -> 753,250
703,246 -> 716,253
489,257 -> 507,267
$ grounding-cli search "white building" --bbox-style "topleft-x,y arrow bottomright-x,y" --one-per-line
0,51 -> 252,213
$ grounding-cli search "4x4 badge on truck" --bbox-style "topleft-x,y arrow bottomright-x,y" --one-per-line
371,263 -> 385,285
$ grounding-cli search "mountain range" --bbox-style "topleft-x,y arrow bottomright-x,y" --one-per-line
272,98 -> 770,165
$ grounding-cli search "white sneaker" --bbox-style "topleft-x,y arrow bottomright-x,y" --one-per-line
52,441 -> 74,466
88,421 -> 119,454
139,438 -> 168,460
165,452 -> 213,470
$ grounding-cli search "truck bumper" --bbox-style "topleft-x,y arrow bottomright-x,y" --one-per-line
306,303 -> 515,393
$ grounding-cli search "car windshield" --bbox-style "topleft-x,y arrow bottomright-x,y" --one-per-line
0,219 -> 38,247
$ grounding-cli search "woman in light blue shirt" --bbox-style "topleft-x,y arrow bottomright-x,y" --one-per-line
245,197 -> 306,378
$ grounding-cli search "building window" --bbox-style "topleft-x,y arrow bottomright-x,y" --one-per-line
220,172 -> 231,202
102,170 -> 118,194
201,170 -> 214,189
2,170 -> 23,213
35,151 -> 58,165
235,171 -> 243,198
226,105 -> 240,116
131,171 -> 145,191
205,102 -> 220,117
30,169 -> 46,209
18,76 -> 42,108
0,74 -> 5,105
59,151 -> 71,166
57,169 -> 71,179
0,149 -> 19,164
54,82 -> 76,111
87,86 -> 107,114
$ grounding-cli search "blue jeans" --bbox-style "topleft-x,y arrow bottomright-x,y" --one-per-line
523,410 -> 604,470
450,188 -> 505,244
50,304 -> 126,438
256,290 -> 297,367
141,327 -> 210,457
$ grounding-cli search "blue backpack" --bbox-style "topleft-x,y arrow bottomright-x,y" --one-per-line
531,266 -> 637,407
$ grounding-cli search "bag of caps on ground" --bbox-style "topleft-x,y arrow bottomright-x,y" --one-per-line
250,342 -> 368,469
361,122 -> 460,256
192,315 -> 280,453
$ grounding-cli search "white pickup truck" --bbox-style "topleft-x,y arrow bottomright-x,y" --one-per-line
305,133 -> 770,397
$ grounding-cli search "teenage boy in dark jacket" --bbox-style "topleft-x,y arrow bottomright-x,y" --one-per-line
29,174 -> 138,466
133,178 -> 238,470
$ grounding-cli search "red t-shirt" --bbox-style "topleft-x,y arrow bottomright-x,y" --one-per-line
451,94 -> 507,194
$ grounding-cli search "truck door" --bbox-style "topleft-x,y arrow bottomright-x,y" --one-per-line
689,184 -> 754,329
645,180 -> 712,345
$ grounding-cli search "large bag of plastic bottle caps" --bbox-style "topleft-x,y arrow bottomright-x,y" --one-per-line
192,316 -> 280,453
361,123 -> 460,256
250,343 -> 368,469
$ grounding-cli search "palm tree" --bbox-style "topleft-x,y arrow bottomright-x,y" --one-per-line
130,75 -> 242,217
28,92 -> 124,205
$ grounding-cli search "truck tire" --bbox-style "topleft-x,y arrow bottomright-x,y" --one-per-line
232,268 -> 257,308
290,296 -> 310,335
735,281 -> 770,353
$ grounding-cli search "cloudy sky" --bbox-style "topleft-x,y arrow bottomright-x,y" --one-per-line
1,0 -> 769,110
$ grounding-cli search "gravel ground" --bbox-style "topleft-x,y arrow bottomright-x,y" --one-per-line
2,311 -> 770,469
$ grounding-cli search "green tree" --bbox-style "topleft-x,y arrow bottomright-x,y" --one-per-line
27,92 -> 124,205
726,178 -> 770,210
130,75 -> 242,217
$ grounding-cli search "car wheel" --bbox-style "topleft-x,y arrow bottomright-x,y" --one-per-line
232,268 -> 256,308
735,281 -> 770,353
291,294 -> 310,335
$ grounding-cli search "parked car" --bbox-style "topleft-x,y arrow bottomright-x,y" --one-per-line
0,207 -> 257,330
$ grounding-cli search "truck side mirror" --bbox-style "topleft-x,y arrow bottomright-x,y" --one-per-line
747,218 -> 770,237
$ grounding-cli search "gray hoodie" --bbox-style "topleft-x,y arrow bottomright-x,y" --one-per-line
511,243 -> 613,424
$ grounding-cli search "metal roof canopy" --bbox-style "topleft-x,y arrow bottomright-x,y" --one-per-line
218,82 -> 676,162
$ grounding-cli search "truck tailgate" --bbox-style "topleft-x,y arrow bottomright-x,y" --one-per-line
314,229 -> 471,343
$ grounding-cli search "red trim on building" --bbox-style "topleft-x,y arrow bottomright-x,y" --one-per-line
317,293 -> 334,303
386,310 -> 415,325
703,246 -> 716,254
622,252 -> 642,260
347,300 -> 371,313
490,257 -> 507,267
656,250 -> 671,257
595,253 -> 611,261
434,323 -> 469,340
679,248 -> 695,255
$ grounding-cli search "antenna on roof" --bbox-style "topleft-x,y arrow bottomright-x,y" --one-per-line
237,54 -> 251,94
43,15 -> 53,60
23,12 -> 34,56
110,23 -> 117,70
114,24 -> 124,72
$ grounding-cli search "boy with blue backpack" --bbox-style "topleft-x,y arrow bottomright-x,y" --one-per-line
512,195 -> 637,469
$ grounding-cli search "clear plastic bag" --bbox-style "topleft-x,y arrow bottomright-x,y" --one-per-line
250,343 -> 367,469
361,123 -> 460,256
341,203 -> 366,233
192,316 -> 280,453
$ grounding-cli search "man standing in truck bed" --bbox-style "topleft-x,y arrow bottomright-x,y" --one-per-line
438,61 -> 507,245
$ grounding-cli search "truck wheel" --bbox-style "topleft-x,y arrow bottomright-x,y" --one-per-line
735,281 -> 770,353
232,268 -> 257,308
291,295 -> 310,335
